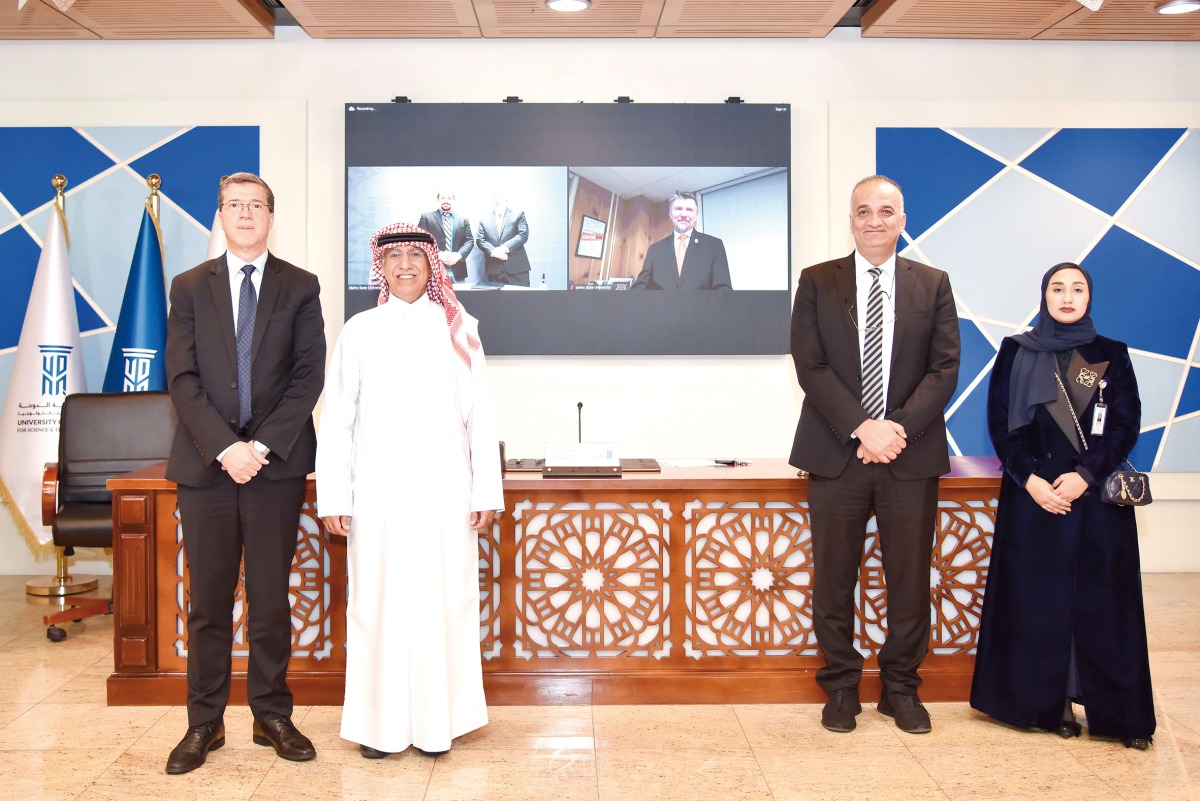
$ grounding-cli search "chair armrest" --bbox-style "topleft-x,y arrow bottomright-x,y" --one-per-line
42,462 -> 58,526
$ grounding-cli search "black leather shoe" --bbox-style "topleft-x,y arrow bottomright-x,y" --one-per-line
878,692 -> 932,734
360,744 -> 391,759
1123,737 -> 1151,750
821,687 -> 862,733
165,720 -> 225,775
252,712 -> 316,761
1057,720 -> 1083,739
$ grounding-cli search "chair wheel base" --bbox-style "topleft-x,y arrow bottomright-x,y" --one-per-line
46,626 -> 67,642
26,574 -> 99,597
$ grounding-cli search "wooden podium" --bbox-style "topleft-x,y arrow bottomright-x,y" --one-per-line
106,457 -> 1001,706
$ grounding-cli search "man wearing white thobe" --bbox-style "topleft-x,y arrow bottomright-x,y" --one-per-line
317,224 -> 503,758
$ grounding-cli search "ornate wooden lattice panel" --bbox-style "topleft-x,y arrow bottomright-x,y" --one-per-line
479,521 -> 501,660
510,500 -> 670,660
684,500 -> 817,658
110,459 -> 1000,705
491,480 -> 997,674
162,499 -> 346,671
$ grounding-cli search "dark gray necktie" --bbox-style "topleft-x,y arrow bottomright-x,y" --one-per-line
236,265 -> 257,428
861,267 -> 885,420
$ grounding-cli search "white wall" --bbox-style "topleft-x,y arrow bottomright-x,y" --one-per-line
1,28 -> 1196,573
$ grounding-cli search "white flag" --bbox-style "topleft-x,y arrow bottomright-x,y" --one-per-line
0,208 -> 88,545
205,209 -> 227,260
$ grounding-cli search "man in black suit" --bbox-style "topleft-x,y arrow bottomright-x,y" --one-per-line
789,175 -> 959,735
417,190 -> 473,282
164,173 -> 325,774
477,195 -> 531,286
631,191 -> 731,290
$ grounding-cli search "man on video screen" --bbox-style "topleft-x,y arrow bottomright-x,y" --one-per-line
418,190 -> 474,282
632,191 -> 731,291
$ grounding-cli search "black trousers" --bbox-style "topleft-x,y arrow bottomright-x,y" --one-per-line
808,458 -> 938,696
178,475 -> 306,726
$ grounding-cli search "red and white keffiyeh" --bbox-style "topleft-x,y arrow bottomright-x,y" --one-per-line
369,222 -> 480,366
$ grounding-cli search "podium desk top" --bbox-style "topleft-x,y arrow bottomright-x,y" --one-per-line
108,456 -> 1002,493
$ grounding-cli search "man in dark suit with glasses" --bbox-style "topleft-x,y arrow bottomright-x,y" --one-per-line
789,174 -> 959,736
164,172 -> 325,774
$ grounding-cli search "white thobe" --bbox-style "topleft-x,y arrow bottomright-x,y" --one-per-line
316,294 -> 504,753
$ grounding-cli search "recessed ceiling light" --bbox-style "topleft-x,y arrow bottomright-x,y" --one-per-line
1156,0 -> 1200,13
546,0 -> 591,11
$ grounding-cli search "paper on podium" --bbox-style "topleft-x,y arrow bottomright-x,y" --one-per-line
542,442 -> 621,477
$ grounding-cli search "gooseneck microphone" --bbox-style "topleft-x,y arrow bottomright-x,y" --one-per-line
577,401 -> 583,443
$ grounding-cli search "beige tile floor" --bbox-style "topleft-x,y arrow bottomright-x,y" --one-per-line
1,572 -> 1197,801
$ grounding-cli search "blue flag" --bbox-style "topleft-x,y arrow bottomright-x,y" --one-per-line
103,206 -> 167,392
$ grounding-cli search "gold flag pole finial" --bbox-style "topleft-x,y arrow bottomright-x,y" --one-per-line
146,173 -> 165,254
146,173 -> 162,220
51,174 -> 70,248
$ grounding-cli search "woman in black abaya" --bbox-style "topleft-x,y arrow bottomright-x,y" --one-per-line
970,262 -> 1155,750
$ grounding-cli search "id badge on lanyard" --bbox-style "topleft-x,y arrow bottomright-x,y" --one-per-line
1092,379 -> 1107,437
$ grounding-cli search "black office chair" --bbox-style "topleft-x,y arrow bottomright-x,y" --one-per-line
28,391 -> 177,641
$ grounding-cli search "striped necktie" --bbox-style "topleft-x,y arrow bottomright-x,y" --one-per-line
442,212 -> 454,250
861,267 -> 885,420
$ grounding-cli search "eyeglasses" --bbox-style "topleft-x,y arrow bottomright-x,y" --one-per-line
845,290 -> 897,332
222,201 -> 268,213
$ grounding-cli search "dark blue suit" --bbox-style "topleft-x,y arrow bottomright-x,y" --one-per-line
631,231 -> 731,290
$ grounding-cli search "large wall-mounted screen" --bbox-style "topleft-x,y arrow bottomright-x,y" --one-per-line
345,102 -> 791,355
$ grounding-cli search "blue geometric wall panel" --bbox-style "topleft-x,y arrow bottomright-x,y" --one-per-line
953,128 -> 1053,163
0,226 -> 41,349
129,126 -> 259,226
879,127 -> 1200,471
1178,366 -> 1200,418
1082,226 -> 1200,361
876,128 -> 1006,241
947,368 -> 994,463
1020,128 -> 1185,216
1118,131 -> 1200,266
0,128 -> 115,216
81,126 -> 188,164
0,125 -> 259,402
1129,354 -> 1187,430
951,316 -> 997,410
917,169 -> 1107,328
1157,417 -> 1200,472
1128,426 -> 1164,474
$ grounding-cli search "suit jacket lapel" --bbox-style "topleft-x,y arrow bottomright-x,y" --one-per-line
206,258 -> 238,368
890,258 -> 915,370
252,254 -> 282,362
833,254 -> 857,326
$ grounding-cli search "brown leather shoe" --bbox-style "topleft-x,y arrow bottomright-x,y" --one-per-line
165,720 -> 225,774
252,712 -> 316,761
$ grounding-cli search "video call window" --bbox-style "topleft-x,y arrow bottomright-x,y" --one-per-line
345,103 -> 792,355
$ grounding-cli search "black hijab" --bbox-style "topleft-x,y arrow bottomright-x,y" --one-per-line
1007,262 -> 1097,432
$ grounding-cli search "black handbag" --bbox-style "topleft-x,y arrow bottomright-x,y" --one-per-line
1055,372 -> 1153,507
1100,461 -> 1153,506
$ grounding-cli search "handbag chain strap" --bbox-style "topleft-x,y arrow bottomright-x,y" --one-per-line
1055,370 -> 1144,502
1053,371 -> 1089,451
